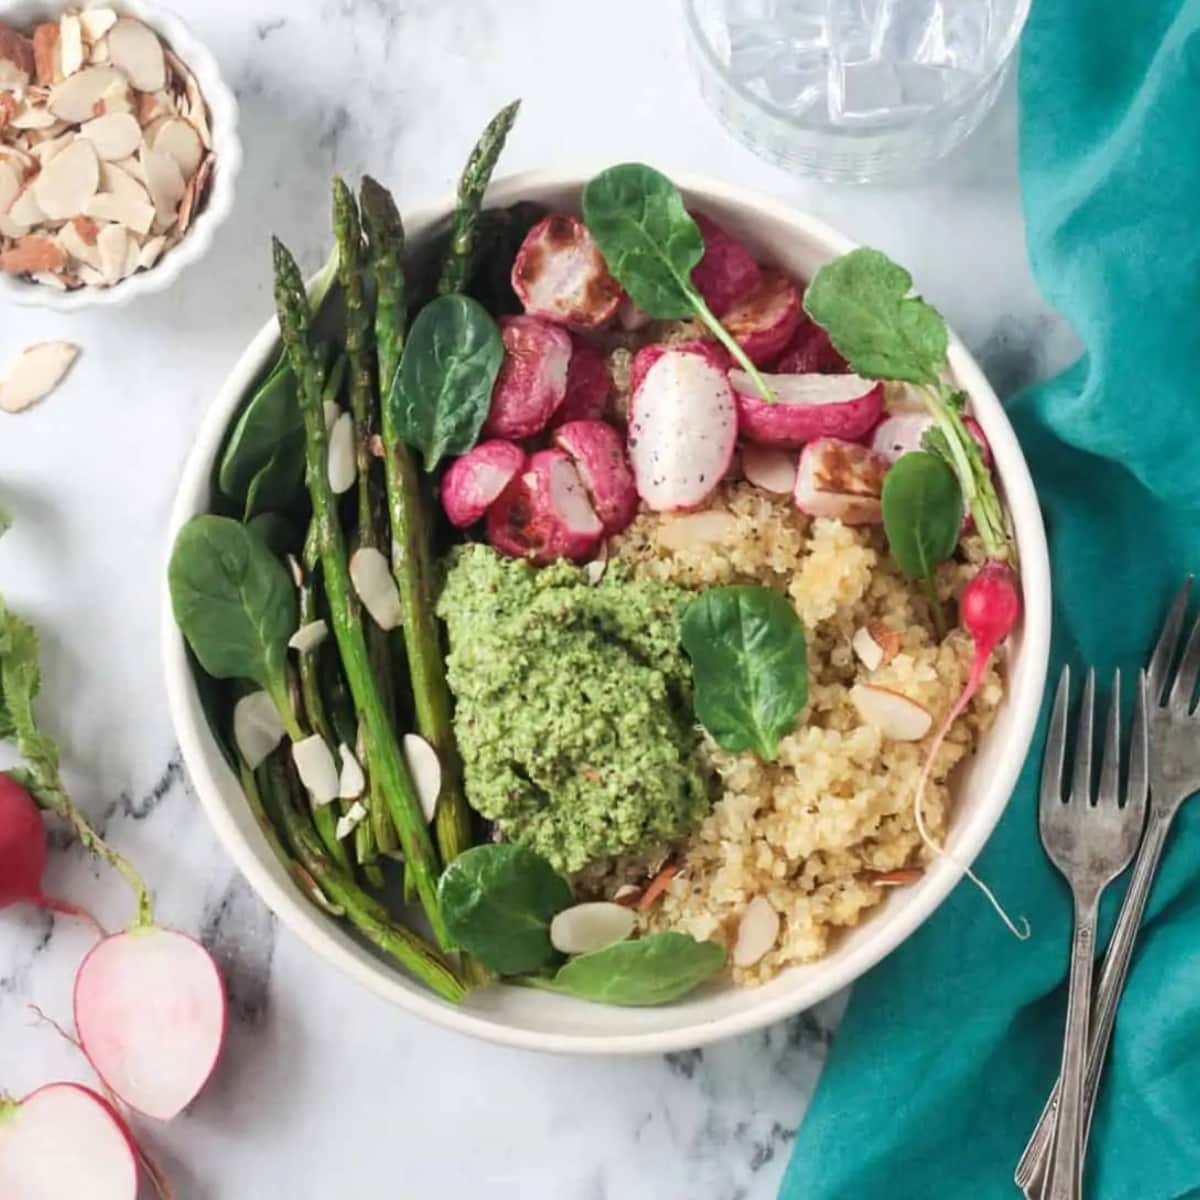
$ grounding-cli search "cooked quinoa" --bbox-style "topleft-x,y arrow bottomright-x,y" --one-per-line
600,481 -> 1003,986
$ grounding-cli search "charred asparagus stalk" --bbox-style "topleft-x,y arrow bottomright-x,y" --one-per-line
272,235 -> 449,947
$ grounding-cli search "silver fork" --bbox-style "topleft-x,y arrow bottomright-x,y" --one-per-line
1016,585 -> 1187,1195
1037,667 -> 1147,1200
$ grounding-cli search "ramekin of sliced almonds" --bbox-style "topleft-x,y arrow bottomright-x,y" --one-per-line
0,1 -> 240,307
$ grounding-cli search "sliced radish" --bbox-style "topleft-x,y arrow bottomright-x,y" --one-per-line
689,210 -> 763,317
629,338 -> 728,399
870,411 -> 992,467
794,438 -> 889,525
552,334 -> 611,425
549,901 -> 636,956
402,733 -> 442,823
849,684 -> 933,741
486,447 -> 603,564
775,316 -> 849,374
721,270 -> 801,366
731,371 -> 884,448
440,440 -> 525,528
288,619 -> 329,654
0,1083 -> 139,1200
511,213 -> 623,330
74,928 -> 226,1122
483,315 -> 572,439
629,347 -> 737,512
233,691 -> 285,771
552,419 -> 639,535
741,444 -> 798,494
732,895 -> 780,967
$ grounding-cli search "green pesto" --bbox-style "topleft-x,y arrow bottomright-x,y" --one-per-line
437,544 -> 712,873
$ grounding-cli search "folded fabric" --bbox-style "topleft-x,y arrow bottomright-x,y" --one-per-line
781,2 -> 1200,1196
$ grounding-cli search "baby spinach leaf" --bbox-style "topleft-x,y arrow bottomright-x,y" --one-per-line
882,451 -> 963,580
168,516 -> 298,723
218,361 -> 304,504
582,163 -> 772,399
388,294 -> 504,471
530,932 -> 725,1006
803,248 -> 948,386
439,843 -> 573,975
246,512 -> 303,558
681,585 -> 808,761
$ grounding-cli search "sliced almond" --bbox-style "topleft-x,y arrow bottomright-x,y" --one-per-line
139,141 -> 184,226
32,22 -> 60,86
88,35 -> 110,65
742,444 -> 798,495
327,410 -> 357,495
733,896 -> 781,968
76,263 -> 105,287
136,88 -> 173,127
79,8 -> 119,42
29,130 -> 76,164
33,269 -> 71,290
852,626 -> 885,672
57,219 -> 101,269
334,801 -> 368,841
71,214 -> 100,245
233,691 -> 285,771
119,231 -> 140,280
0,161 -> 19,214
137,232 -> 166,269
402,734 -> 442,823
288,619 -> 329,654
175,160 -> 203,234
849,684 -> 933,742
8,183 -> 45,230
657,509 -> 738,551
549,902 -> 636,956
0,341 -> 80,414
292,735 -> 340,807
107,18 -> 165,92
867,622 -> 901,664
0,23 -> 35,88
349,546 -> 403,631
0,144 -> 38,177
79,110 -> 140,159
85,190 -> 154,235
164,48 -> 209,149
0,234 -> 66,275
92,76 -> 130,115
9,99 -> 58,130
99,156 -> 149,202
337,744 -> 365,801
47,65 -> 122,123
59,13 -> 84,77
33,137 -> 98,219
95,221 -> 127,285
152,115 -> 202,177
0,92 -> 16,130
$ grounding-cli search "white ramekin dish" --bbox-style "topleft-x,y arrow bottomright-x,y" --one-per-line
0,0 -> 241,310
163,170 -> 1051,1055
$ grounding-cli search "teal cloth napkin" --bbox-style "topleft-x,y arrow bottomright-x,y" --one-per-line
780,3 -> 1200,1197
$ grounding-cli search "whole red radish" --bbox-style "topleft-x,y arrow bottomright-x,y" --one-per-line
552,334 -> 611,426
721,271 -> 801,366
483,315 -> 572,439
75,926 -> 227,1122
441,440 -> 526,528
512,214 -> 623,330
731,371 -> 884,448
486,448 -> 604,564
689,210 -> 763,317
553,420 -> 639,535
0,1082 -> 139,1199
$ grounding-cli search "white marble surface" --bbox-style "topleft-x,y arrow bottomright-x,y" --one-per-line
0,2 -> 1076,1196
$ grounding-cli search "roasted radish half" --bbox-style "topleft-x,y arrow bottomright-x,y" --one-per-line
871,411 -> 992,466
441,440 -> 526,527
486,448 -> 604,563
721,270 -> 801,366
731,371 -> 884,448
794,437 -> 889,525
511,213 -> 623,330
629,338 -> 729,399
483,315 -> 572,439
774,317 -> 849,374
552,334 -> 611,425
628,345 -> 737,511
553,419 -> 639,535
689,210 -> 763,317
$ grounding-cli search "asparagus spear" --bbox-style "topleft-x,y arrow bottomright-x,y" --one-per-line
435,100 -> 521,297
258,753 -> 464,1002
360,177 -> 474,870
272,235 -> 449,948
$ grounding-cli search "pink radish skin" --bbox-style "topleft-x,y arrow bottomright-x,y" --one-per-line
552,420 -> 639,535
628,346 -> 737,512
775,317 -> 849,374
793,438 -> 889,525
74,927 -> 227,1122
689,210 -> 763,317
871,411 -> 993,467
629,339 -> 729,400
483,316 -> 572,440
512,214 -> 623,330
486,448 -> 604,564
441,440 -> 526,528
721,270 -> 802,366
0,774 -> 96,926
731,371 -> 884,448
0,1083 -> 139,1200
552,335 -> 611,426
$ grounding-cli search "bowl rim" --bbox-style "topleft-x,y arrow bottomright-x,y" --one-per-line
161,167 -> 1051,1054
0,0 -> 243,311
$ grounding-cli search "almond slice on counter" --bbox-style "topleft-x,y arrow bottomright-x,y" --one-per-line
59,13 -> 84,77
107,17 -> 165,91
402,734 -> 442,823
33,135 -> 98,218
849,684 -> 933,742
79,110 -> 140,159
733,896 -> 781,968
79,8 -> 119,42
32,22 -> 60,86
96,221 -> 127,285
0,342 -> 80,414
47,65 -> 121,122
152,114 -> 202,176
0,234 -> 66,275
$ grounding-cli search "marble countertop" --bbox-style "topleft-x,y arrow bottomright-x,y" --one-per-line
0,2 -> 1075,1196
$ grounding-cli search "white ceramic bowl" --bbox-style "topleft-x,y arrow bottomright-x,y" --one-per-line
163,170 -> 1051,1054
0,0 -> 241,310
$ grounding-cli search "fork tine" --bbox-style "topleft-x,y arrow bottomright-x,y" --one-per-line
1127,670 -> 1150,816
1040,666 -> 1071,811
1168,611 -> 1200,712
1069,669 -> 1096,804
1148,577 -> 1191,705
1097,670 -> 1121,807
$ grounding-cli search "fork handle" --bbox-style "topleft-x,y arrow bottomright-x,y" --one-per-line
1016,812 -> 1173,1195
